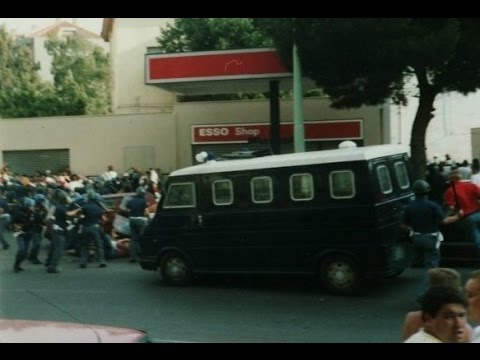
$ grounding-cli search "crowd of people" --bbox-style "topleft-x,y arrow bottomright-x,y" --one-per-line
401,154 -> 480,342
0,164 -> 158,274
3,158 -> 480,342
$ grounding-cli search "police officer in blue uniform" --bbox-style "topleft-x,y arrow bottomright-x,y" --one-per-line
11,198 -> 36,273
402,180 -> 461,299
79,191 -> 107,268
45,191 -> 82,273
126,187 -> 149,263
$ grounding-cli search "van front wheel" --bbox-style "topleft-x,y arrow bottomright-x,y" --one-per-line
319,255 -> 362,295
160,252 -> 192,286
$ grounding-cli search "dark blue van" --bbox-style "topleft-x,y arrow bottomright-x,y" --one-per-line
139,144 -> 413,295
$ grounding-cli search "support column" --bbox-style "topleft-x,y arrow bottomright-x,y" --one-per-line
269,80 -> 281,154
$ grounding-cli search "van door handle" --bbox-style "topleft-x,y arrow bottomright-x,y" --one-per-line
197,214 -> 203,226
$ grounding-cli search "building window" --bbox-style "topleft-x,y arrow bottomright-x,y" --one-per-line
60,29 -> 77,37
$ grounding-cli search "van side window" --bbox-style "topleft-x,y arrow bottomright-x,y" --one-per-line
212,179 -> 233,206
376,165 -> 393,194
163,182 -> 196,208
251,176 -> 273,204
330,170 -> 355,199
394,161 -> 410,189
290,173 -> 314,201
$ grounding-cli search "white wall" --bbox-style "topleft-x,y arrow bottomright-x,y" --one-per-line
390,83 -> 480,163
0,98 -> 388,175
0,113 -> 176,176
110,18 -> 176,114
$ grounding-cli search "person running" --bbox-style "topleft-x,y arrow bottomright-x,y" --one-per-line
444,170 -> 480,256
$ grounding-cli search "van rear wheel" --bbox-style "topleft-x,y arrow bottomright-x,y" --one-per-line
319,255 -> 362,295
160,252 -> 192,286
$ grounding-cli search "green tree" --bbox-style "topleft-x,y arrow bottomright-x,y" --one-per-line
45,33 -> 110,115
158,18 -> 272,53
0,26 -> 58,118
255,18 -> 480,179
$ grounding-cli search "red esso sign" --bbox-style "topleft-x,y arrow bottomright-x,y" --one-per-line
199,128 -> 229,137
192,121 -> 363,144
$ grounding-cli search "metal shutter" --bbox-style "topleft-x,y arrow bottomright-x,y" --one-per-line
3,149 -> 70,176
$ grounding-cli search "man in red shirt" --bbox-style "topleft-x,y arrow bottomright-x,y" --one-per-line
444,170 -> 480,255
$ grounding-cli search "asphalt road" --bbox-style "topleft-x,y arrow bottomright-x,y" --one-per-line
0,235 -> 477,343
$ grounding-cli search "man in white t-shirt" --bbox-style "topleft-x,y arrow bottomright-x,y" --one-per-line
404,286 -> 468,343
465,270 -> 480,342
101,165 -> 118,182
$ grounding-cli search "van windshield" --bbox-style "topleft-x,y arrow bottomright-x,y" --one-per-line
163,182 -> 196,208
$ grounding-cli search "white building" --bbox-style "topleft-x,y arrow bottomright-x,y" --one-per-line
102,18 -> 176,114
389,79 -> 480,163
26,19 -> 109,83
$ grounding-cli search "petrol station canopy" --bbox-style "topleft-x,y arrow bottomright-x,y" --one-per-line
145,48 -> 316,95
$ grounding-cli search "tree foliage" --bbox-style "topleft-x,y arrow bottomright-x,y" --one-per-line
0,26 -> 57,118
0,27 -> 110,118
45,33 -> 110,115
255,18 -> 480,179
157,18 -> 272,53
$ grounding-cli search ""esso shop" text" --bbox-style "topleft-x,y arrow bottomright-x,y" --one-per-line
198,127 -> 261,138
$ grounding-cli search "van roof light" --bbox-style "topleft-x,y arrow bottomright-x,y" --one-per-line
195,151 -> 216,164
338,141 -> 357,149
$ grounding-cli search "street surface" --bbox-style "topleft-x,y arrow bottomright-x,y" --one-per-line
0,234 -> 476,343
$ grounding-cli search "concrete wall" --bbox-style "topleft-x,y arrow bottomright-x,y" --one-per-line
0,113 -> 176,176
0,98 -> 388,175
109,18 -> 176,114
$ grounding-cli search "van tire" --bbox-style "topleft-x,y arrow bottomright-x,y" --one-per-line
160,252 -> 192,286
319,255 -> 362,295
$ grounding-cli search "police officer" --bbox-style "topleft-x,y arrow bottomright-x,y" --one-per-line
79,190 -> 107,268
11,198 -> 36,273
28,194 -> 48,264
402,180 -> 461,299
0,192 -> 11,250
45,191 -> 82,273
125,186 -> 149,263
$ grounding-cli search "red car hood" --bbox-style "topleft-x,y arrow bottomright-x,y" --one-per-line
0,319 -> 148,343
